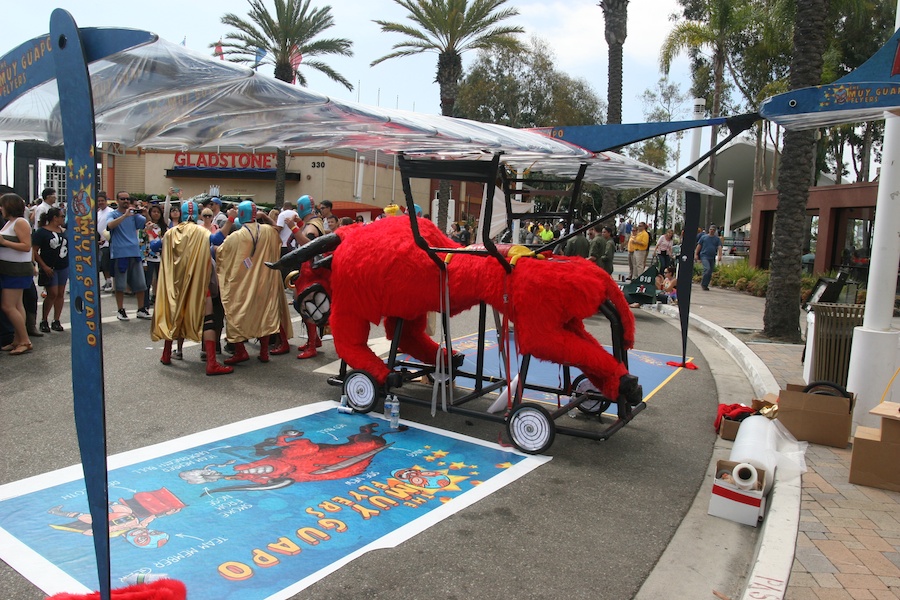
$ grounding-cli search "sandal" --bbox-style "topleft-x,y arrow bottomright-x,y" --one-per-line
9,342 -> 33,355
1,343 -> 15,351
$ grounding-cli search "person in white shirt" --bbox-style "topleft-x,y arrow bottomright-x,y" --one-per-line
32,188 -> 57,230
96,191 -> 114,291
275,199 -> 299,249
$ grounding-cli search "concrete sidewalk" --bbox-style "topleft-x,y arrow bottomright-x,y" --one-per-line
646,285 -> 900,600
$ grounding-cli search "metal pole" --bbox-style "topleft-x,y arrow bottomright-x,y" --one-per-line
689,98 -> 705,180
724,179 -> 734,238
846,4 -> 900,431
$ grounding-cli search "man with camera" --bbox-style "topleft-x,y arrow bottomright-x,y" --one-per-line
106,191 -> 150,321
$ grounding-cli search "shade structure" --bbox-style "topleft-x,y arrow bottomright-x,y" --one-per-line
0,28 -> 717,195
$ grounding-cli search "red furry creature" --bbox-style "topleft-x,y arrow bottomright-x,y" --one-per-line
270,217 -> 639,403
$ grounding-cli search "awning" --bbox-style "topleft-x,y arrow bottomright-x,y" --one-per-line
0,25 -> 719,196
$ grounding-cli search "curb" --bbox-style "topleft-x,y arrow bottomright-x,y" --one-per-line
651,304 -> 800,600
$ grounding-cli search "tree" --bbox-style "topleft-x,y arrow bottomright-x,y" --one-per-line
454,37 -> 606,128
598,0 -> 629,218
660,0 -> 750,225
218,0 -> 354,208
762,0 -> 830,341
599,0 -> 629,125
371,0 -> 524,231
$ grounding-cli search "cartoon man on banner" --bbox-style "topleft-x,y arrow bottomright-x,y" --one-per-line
46,488 -> 185,549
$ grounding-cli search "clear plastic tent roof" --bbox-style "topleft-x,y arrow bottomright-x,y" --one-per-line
0,33 -> 719,195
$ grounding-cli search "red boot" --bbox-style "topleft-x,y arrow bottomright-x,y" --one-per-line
258,335 -> 270,363
225,342 -> 250,365
297,323 -> 320,359
270,326 -> 291,355
205,340 -> 234,376
160,340 -> 172,365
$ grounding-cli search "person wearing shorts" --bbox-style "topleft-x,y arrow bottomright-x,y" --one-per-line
32,207 -> 69,332
106,191 -> 150,321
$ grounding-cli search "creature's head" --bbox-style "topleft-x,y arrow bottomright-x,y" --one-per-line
296,195 -> 314,219
237,200 -> 258,225
289,261 -> 332,325
180,201 -> 199,223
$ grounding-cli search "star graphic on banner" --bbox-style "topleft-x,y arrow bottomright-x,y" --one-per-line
496,462 -> 514,469
469,471 -> 479,476
431,450 -> 449,458
437,461 -> 446,466
78,165 -> 86,179
424,455 -> 435,462
470,480 -> 483,486
449,461 -> 467,470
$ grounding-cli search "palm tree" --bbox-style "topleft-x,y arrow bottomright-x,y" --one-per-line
371,0 -> 524,230
599,0 -> 628,126
218,0 -> 354,207
762,0 -> 830,341
598,0 -> 629,219
660,0 -> 748,225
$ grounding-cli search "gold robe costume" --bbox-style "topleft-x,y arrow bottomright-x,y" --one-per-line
216,222 -> 292,342
150,222 -> 212,343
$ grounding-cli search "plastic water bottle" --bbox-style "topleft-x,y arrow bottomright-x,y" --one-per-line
384,395 -> 394,421
337,394 -> 352,414
389,395 -> 400,429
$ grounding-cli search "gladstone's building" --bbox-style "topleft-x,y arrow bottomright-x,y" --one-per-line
104,146 -> 430,211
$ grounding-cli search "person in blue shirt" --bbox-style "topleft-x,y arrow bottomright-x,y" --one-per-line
695,224 -> 723,291
107,191 -> 150,321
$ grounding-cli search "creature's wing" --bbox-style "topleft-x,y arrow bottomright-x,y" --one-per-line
310,443 -> 394,475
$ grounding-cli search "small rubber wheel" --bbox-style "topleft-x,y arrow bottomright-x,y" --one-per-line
572,374 -> 612,415
343,370 -> 380,413
506,403 -> 556,454
802,380 -> 848,397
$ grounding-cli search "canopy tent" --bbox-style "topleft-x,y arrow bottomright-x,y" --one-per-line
0,29 -> 718,196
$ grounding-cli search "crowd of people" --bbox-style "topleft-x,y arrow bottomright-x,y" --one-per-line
0,188 -> 357,365
1,185 -> 729,359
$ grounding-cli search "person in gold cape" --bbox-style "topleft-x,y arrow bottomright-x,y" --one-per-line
216,200 -> 292,365
150,200 -> 233,375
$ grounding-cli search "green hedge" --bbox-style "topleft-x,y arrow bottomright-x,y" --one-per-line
693,261 -> 822,299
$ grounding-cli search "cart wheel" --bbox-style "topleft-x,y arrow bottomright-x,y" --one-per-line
802,380 -> 848,397
572,374 -> 612,415
343,370 -> 380,413
506,403 -> 556,454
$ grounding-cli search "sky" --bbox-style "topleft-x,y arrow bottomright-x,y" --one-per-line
7,0 -> 695,124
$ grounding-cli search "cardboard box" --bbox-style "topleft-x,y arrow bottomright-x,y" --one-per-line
869,402 -> 900,443
849,426 -> 900,492
708,460 -> 767,527
848,402 -> 900,492
776,384 -> 854,448
718,418 -> 741,441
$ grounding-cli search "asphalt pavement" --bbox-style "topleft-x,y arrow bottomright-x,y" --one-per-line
0,282 -> 738,600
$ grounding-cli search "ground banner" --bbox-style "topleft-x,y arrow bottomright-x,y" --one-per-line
0,402 -> 548,599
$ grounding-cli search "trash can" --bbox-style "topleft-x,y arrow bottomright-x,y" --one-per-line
810,303 -> 865,388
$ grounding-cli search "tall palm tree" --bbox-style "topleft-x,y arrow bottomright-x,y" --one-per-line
660,0 -> 748,225
599,0 -> 628,126
218,0 -> 354,207
371,0 -> 524,230
763,0 -> 830,341
598,0 -> 629,219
